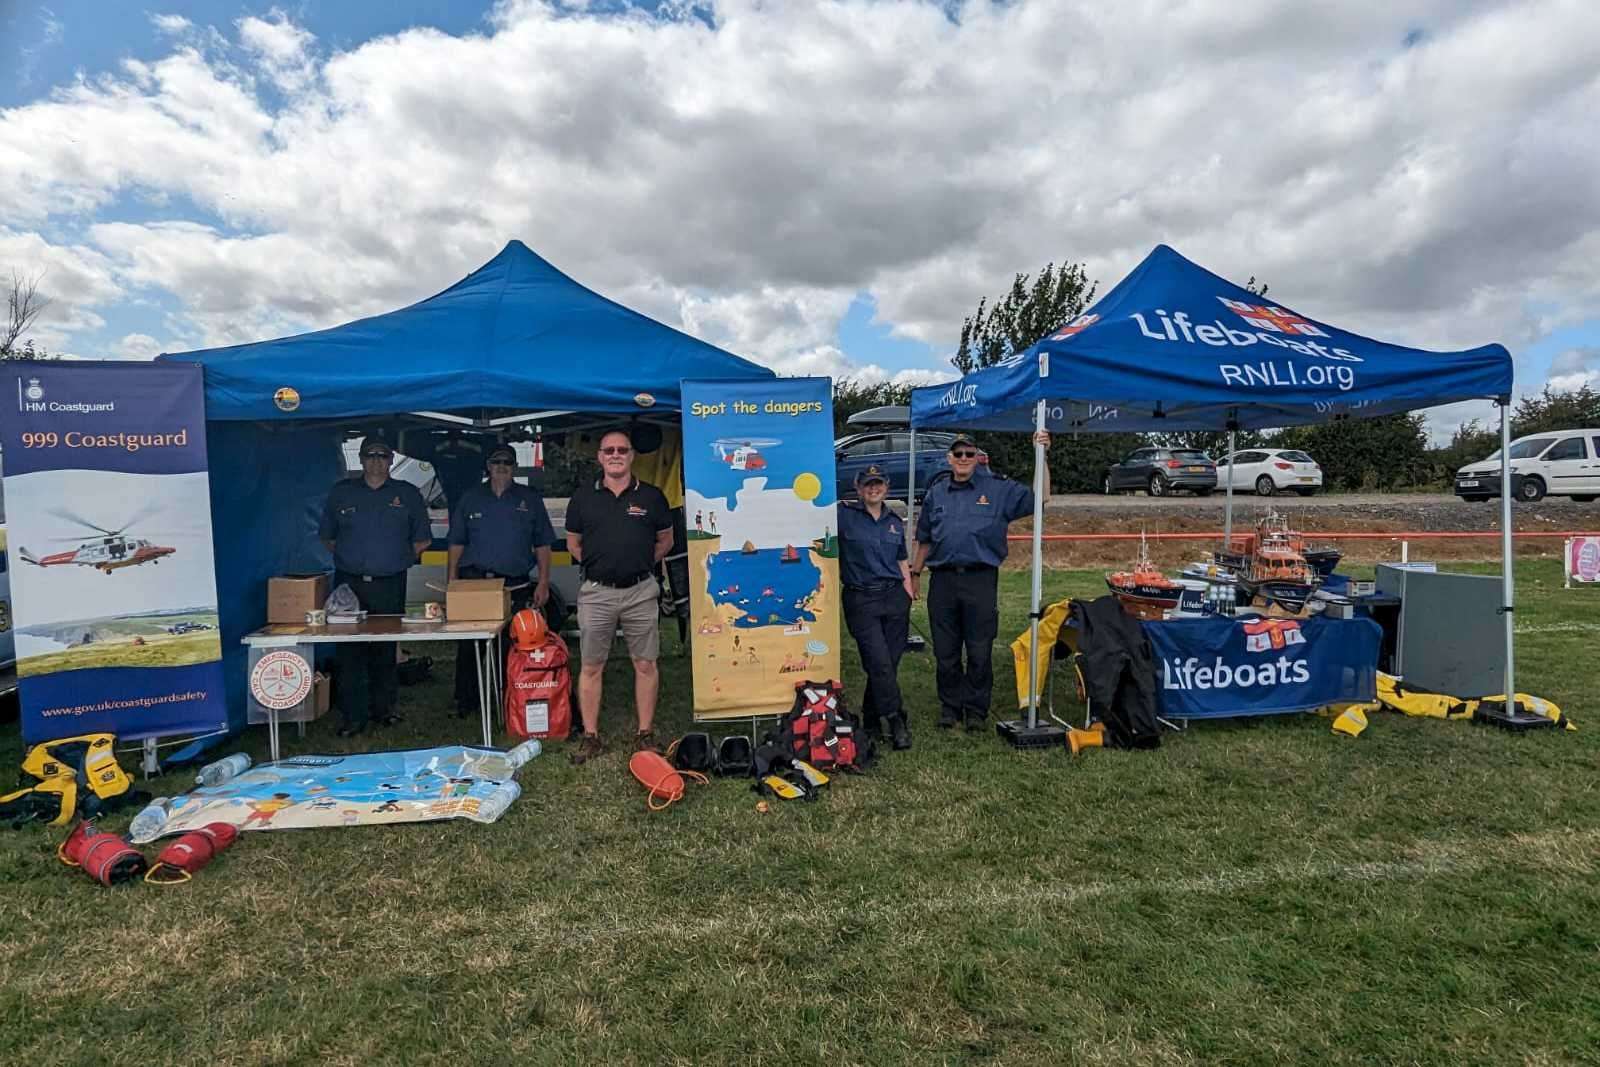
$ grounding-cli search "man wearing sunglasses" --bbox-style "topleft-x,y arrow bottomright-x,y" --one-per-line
319,435 -> 432,737
563,429 -> 674,763
912,430 -> 1050,732
447,443 -> 556,718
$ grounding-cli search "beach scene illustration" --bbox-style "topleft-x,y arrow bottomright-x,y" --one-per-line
682,386 -> 841,717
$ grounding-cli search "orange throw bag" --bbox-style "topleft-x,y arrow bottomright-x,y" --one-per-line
629,751 -> 709,812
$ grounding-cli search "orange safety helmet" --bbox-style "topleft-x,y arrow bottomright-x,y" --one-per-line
510,608 -> 548,650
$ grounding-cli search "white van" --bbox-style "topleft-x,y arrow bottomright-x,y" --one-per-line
1454,429 -> 1600,503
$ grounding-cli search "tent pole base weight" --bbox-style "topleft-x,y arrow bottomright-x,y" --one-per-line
995,720 -> 1068,749
1471,699 -> 1558,733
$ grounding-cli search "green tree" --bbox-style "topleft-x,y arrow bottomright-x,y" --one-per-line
831,378 -> 911,437
951,262 -> 1097,374
1269,414 -> 1430,490
1510,385 -> 1600,437
947,261 -> 1099,486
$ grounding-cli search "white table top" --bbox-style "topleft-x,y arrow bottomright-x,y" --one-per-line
242,615 -> 506,647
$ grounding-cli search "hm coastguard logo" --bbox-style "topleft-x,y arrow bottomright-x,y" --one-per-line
24,377 -> 43,402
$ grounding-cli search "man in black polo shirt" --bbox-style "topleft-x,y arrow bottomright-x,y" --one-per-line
447,443 -> 556,718
319,435 -> 432,737
563,429 -> 673,763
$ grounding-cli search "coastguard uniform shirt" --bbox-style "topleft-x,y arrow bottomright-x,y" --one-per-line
448,482 -> 557,577
914,471 -> 1033,568
319,476 -> 432,576
836,501 -> 907,588
564,476 -> 672,584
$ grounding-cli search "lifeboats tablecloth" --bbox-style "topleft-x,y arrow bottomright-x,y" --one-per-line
1143,614 -> 1381,718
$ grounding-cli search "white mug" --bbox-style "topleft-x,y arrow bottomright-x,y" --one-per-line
305,609 -> 327,626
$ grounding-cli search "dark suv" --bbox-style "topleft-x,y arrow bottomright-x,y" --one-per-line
1105,447 -> 1217,497
834,430 -> 987,503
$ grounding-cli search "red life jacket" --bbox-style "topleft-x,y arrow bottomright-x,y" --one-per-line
770,679 -> 863,771
505,636 -> 573,740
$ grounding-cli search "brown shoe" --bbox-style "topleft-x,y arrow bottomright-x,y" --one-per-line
570,733 -> 604,765
634,729 -> 663,754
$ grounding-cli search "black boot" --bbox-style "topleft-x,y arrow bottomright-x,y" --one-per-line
889,715 -> 912,751
863,714 -> 883,742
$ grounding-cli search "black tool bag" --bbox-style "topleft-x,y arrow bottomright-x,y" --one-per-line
1069,596 -> 1161,749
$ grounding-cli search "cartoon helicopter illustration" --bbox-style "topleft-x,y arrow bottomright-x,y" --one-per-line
712,437 -> 780,472
19,504 -> 176,575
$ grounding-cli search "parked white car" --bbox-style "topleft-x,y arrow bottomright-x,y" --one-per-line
1217,449 -> 1323,496
1454,429 -> 1600,503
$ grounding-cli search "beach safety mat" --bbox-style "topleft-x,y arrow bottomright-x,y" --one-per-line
131,743 -> 538,842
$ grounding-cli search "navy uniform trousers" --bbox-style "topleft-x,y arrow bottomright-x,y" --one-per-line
453,565 -> 534,716
842,580 -> 911,732
926,566 -> 1000,725
333,571 -> 407,729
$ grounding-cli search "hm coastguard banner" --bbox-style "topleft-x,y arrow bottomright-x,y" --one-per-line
0,361 -> 227,743
1144,614 -> 1381,719
681,378 -> 840,719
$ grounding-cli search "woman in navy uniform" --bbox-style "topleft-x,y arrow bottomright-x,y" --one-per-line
837,465 -> 915,750
911,431 -> 1049,731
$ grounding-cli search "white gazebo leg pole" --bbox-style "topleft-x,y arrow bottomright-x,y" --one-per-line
1223,429 -> 1236,549
1500,400 -> 1515,710
1027,399 -> 1047,729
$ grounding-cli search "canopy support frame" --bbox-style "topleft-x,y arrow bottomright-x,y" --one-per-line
1500,400 -> 1515,708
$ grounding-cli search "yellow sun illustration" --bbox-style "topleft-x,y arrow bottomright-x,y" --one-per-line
792,472 -> 822,501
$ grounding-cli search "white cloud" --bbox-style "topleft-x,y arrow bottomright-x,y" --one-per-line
237,10 -> 317,93
0,0 -> 1596,402
116,333 -> 162,359
150,14 -> 192,36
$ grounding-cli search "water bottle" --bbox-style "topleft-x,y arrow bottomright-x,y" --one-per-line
195,752 -> 252,787
128,798 -> 172,844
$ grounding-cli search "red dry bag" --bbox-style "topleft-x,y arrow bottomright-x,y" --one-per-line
504,635 -> 572,740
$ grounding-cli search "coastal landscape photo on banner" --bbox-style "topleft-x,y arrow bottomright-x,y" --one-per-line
681,377 -> 841,719
0,360 -> 228,743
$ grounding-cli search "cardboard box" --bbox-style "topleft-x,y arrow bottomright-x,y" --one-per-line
268,573 -> 330,624
447,578 -> 510,622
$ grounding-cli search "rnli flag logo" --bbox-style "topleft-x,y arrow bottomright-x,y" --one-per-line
1218,298 -> 1328,337
1242,618 -> 1306,653
977,494 -> 990,506
390,496 -> 404,508
1050,313 -> 1099,339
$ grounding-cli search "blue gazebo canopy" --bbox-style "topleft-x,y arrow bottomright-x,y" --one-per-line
911,244 -> 1511,432
162,239 -> 771,419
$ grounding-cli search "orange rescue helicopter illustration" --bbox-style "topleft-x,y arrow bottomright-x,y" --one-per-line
20,507 -> 176,575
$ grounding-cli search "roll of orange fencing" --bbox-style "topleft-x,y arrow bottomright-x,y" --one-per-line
629,751 -> 709,812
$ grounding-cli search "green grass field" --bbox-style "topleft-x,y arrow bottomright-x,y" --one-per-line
17,630 -> 223,678
2,560 -> 1597,1065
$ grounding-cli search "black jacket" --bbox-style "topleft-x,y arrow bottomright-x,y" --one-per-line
1067,596 -> 1161,749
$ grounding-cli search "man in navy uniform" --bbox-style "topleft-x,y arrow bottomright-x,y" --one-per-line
837,465 -> 916,751
319,435 -> 432,737
447,443 -> 557,718
911,431 -> 1050,731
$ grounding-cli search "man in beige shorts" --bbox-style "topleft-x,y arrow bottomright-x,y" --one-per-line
564,429 -> 674,763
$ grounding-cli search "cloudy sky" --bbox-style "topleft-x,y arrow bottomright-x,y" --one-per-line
3,0 -> 1598,438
